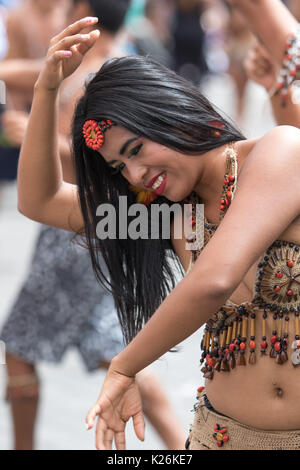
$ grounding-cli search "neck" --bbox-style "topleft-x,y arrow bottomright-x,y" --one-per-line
193,143 -> 230,203
193,138 -> 257,203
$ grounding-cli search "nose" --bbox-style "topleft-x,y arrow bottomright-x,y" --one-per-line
126,161 -> 147,187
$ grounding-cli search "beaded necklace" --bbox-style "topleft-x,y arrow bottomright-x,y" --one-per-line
186,143 -> 238,256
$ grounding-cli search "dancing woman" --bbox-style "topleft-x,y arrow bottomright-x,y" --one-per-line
17,17 -> 300,450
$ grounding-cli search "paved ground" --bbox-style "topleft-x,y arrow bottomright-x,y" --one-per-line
0,76 -> 275,450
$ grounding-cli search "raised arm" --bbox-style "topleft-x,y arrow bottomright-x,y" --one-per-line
229,0 -> 297,64
244,41 -> 300,127
17,17 -> 100,232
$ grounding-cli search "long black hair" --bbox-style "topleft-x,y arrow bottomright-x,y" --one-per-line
72,55 -> 245,344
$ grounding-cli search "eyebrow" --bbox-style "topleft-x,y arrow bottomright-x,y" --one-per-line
107,136 -> 140,166
120,136 -> 140,155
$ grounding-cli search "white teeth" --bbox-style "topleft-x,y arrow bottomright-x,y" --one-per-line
152,172 -> 166,190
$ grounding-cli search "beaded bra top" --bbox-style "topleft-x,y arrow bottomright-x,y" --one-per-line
186,144 -> 300,380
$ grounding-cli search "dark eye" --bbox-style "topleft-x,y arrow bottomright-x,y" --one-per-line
111,162 -> 126,175
129,143 -> 143,158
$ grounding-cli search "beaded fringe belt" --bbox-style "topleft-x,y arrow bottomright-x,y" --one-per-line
200,248 -> 300,381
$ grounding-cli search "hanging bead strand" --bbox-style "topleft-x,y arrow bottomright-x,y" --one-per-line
270,314 -> 278,359
249,313 -> 256,364
261,310 -> 268,355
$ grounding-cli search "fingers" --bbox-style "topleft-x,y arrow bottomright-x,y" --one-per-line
51,17 -> 98,45
133,411 -> 145,442
114,431 -> 126,450
95,416 -> 108,449
49,33 -> 94,55
75,29 -> 100,56
104,429 -> 114,450
95,417 -> 116,450
86,402 -> 101,430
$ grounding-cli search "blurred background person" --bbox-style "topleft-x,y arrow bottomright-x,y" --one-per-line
222,1 -> 254,121
171,0 -> 209,85
0,0 -> 71,194
0,0 -> 186,451
125,0 -> 174,68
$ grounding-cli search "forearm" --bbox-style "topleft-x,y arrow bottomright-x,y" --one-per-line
0,59 -> 42,91
231,0 -> 297,64
17,84 -> 63,215
271,88 -> 300,127
58,134 -> 76,183
112,272 -> 229,377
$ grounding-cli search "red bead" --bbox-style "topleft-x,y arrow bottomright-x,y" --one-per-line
217,441 -> 223,447
197,386 -> 205,393
274,341 -> 281,352
229,343 -> 235,351
276,271 -> 283,278
287,260 -> 294,268
220,205 -> 225,211
274,285 -> 281,292
225,198 -> 230,207
271,335 -> 277,344
249,340 -> 256,349
220,199 -> 226,205
226,191 -> 232,199
287,289 -> 294,296
214,424 -> 219,432
261,340 -> 267,349
206,355 -> 216,367
290,69 -> 296,76
224,178 -> 229,185
228,175 -> 235,182
240,342 -> 246,350
297,340 -> 300,349
223,435 -> 229,442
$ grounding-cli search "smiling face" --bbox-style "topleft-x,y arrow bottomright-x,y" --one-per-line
99,125 -> 202,202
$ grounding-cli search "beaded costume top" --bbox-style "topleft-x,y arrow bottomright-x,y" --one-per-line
186,144 -> 300,380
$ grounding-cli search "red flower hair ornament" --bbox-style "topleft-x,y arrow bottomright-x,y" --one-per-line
83,119 -> 114,151
83,119 -> 159,205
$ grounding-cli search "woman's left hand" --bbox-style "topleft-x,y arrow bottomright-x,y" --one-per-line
86,366 -> 145,450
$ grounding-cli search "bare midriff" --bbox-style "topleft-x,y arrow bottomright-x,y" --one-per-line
205,314 -> 300,430
205,254 -> 300,431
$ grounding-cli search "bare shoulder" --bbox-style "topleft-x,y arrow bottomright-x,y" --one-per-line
239,126 -> 300,186
249,126 -> 300,162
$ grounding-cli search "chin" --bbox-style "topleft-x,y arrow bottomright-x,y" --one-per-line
164,189 -> 187,203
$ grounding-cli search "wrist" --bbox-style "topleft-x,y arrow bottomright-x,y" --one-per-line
110,355 -> 136,379
34,80 -> 60,96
